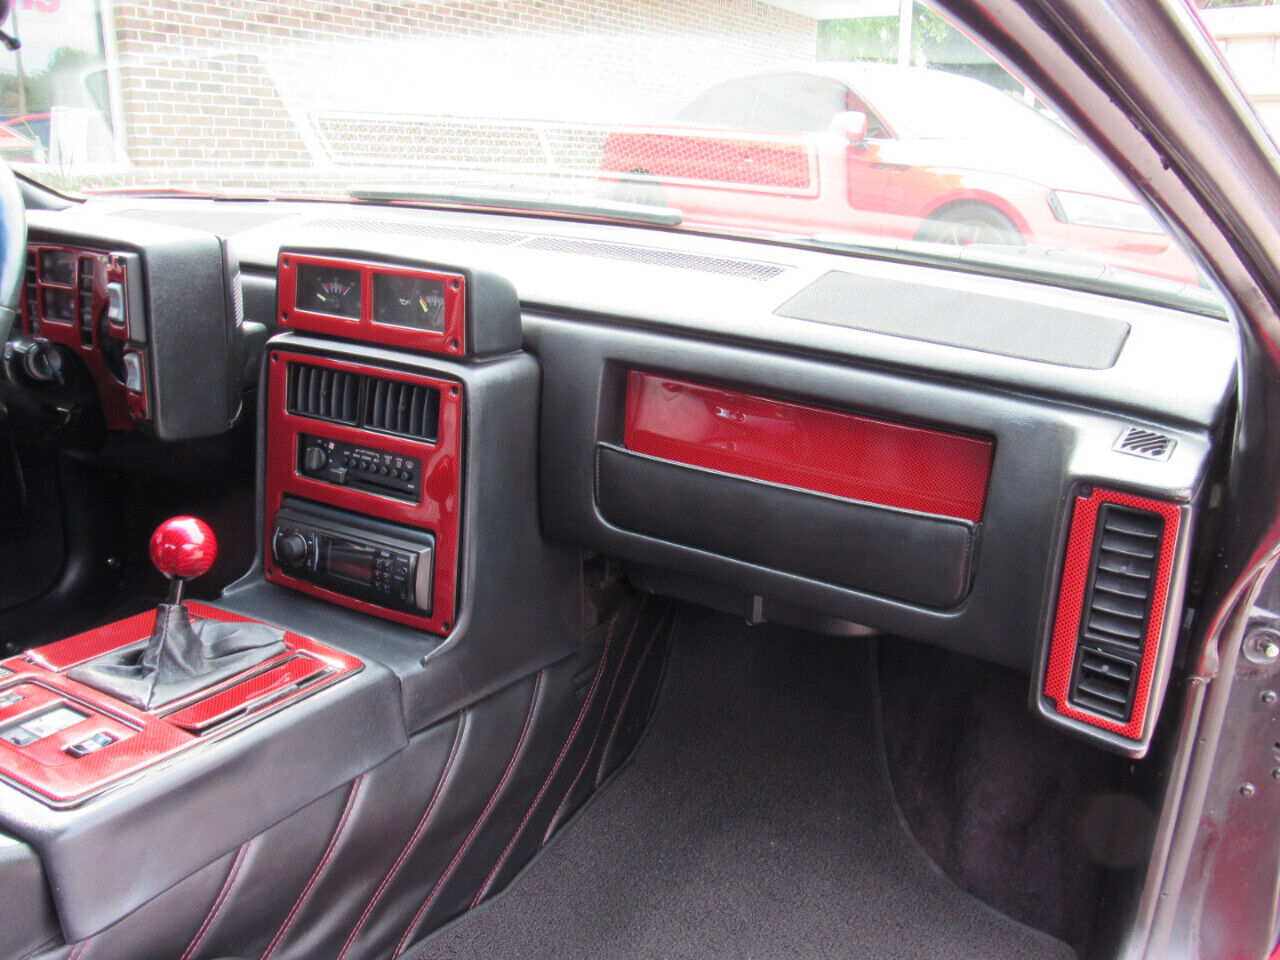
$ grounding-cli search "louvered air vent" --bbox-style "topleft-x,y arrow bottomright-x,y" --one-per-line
1072,649 -> 1136,720
286,362 -> 360,425
363,375 -> 439,441
1113,427 -> 1175,461
1069,505 -> 1164,721
285,362 -> 440,442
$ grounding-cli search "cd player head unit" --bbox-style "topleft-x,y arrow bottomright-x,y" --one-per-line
270,500 -> 434,615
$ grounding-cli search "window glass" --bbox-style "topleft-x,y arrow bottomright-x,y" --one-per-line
0,0 -> 1257,313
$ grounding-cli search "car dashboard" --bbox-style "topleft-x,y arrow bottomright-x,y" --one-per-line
0,195 -> 1237,952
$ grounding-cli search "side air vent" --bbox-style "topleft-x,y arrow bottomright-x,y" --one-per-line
1114,427 -> 1175,461
286,363 -> 360,426
286,362 -> 440,442
1072,649 -> 1136,720
1069,504 -> 1164,721
363,375 -> 439,441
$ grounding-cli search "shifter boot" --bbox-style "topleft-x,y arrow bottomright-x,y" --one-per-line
68,605 -> 287,710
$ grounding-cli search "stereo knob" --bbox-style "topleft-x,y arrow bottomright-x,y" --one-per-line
303,446 -> 328,472
273,531 -> 308,565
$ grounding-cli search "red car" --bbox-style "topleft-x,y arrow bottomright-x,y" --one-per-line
601,64 -> 1198,282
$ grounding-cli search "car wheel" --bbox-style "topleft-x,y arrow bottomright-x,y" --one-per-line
916,202 -> 1023,246
613,169 -> 668,208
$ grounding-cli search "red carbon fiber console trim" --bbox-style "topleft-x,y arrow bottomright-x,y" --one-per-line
263,351 -> 462,635
623,370 -> 994,522
1043,488 -> 1181,740
277,252 -> 467,357
0,603 -> 360,806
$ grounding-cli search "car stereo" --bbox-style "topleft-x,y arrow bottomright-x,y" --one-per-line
270,499 -> 435,615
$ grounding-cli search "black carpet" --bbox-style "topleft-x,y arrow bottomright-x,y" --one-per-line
408,607 -> 1075,960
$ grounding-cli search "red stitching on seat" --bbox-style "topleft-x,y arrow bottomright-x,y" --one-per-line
393,671 -> 546,957
179,840 -> 252,960
337,714 -> 465,960
470,602 -> 640,906
260,774 -> 365,960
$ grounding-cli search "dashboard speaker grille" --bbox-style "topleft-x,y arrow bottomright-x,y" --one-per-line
286,361 -> 439,442
1114,427 -> 1175,461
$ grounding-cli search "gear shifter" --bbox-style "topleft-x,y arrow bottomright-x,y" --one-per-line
68,517 -> 288,710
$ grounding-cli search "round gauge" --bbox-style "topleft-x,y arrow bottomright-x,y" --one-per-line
373,273 -> 447,331
296,263 -> 362,319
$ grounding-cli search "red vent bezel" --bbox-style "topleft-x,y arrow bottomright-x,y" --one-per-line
623,370 -> 994,522
263,351 -> 463,635
1043,488 -> 1181,740
277,252 -> 467,357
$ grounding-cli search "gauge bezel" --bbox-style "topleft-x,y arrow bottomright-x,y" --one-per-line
277,252 -> 467,357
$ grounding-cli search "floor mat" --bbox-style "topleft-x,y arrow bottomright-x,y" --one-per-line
408,606 -> 1076,960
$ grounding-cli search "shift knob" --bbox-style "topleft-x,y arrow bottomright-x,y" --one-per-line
149,516 -> 218,581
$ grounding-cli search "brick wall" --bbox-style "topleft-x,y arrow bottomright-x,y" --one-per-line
107,1 -> 817,192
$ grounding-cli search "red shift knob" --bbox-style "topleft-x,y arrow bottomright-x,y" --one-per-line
149,516 -> 218,580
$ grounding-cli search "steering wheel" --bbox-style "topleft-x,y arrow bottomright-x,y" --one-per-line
0,159 -> 25,347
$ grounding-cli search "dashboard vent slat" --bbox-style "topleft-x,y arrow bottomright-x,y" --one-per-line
361,375 -> 439,442
1069,503 -> 1166,723
1114,427 -> 1176,461
285,362 -> 359,426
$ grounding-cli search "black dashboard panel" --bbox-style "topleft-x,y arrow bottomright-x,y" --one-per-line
24,210 -> 252,441
14,197 -> 1238,754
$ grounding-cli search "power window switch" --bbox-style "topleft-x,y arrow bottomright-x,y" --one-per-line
123,352 -> 144,394
3,727 -> 37,747
106,282 -> 125,326
0,692 -> 23,708
65,732 -> 116,758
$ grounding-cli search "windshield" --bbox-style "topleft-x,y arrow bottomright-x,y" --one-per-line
0,0 -> 1257,311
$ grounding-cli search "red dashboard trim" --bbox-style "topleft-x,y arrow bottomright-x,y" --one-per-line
1042,488 -> 1181,741
623,370 -> 994,522
263,351 -> 462,635
277,252 -> 467,357
0,603 -> 360,805
22,244 -> 140,430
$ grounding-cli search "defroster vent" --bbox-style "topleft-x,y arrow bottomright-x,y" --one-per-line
1069,505 -> 1164,721
286,362 -> 440,442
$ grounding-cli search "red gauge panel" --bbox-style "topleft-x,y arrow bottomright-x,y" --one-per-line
21,244 -> 143,431
263,350 -> 463,635
277,252 -> 467,357
623,370 -> 994,522
0,602 -> 361,806
1042,488 -> 1181,741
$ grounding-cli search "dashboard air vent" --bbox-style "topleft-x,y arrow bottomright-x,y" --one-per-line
1069,504 -> 1164,722
1072,649 -> 1135,720
286,362 -> 359,426
1114,427 -> 1175,461
363,375 -> 439,441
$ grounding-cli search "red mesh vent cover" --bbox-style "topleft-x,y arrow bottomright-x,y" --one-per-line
602,130 -> 815,191
623,370 -> 994,522
1043,489 -> 1181,740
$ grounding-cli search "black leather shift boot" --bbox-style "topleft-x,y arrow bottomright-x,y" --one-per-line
67,605 -> 287,710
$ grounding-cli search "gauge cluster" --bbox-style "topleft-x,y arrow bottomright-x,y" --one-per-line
278,253 -> 469,356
